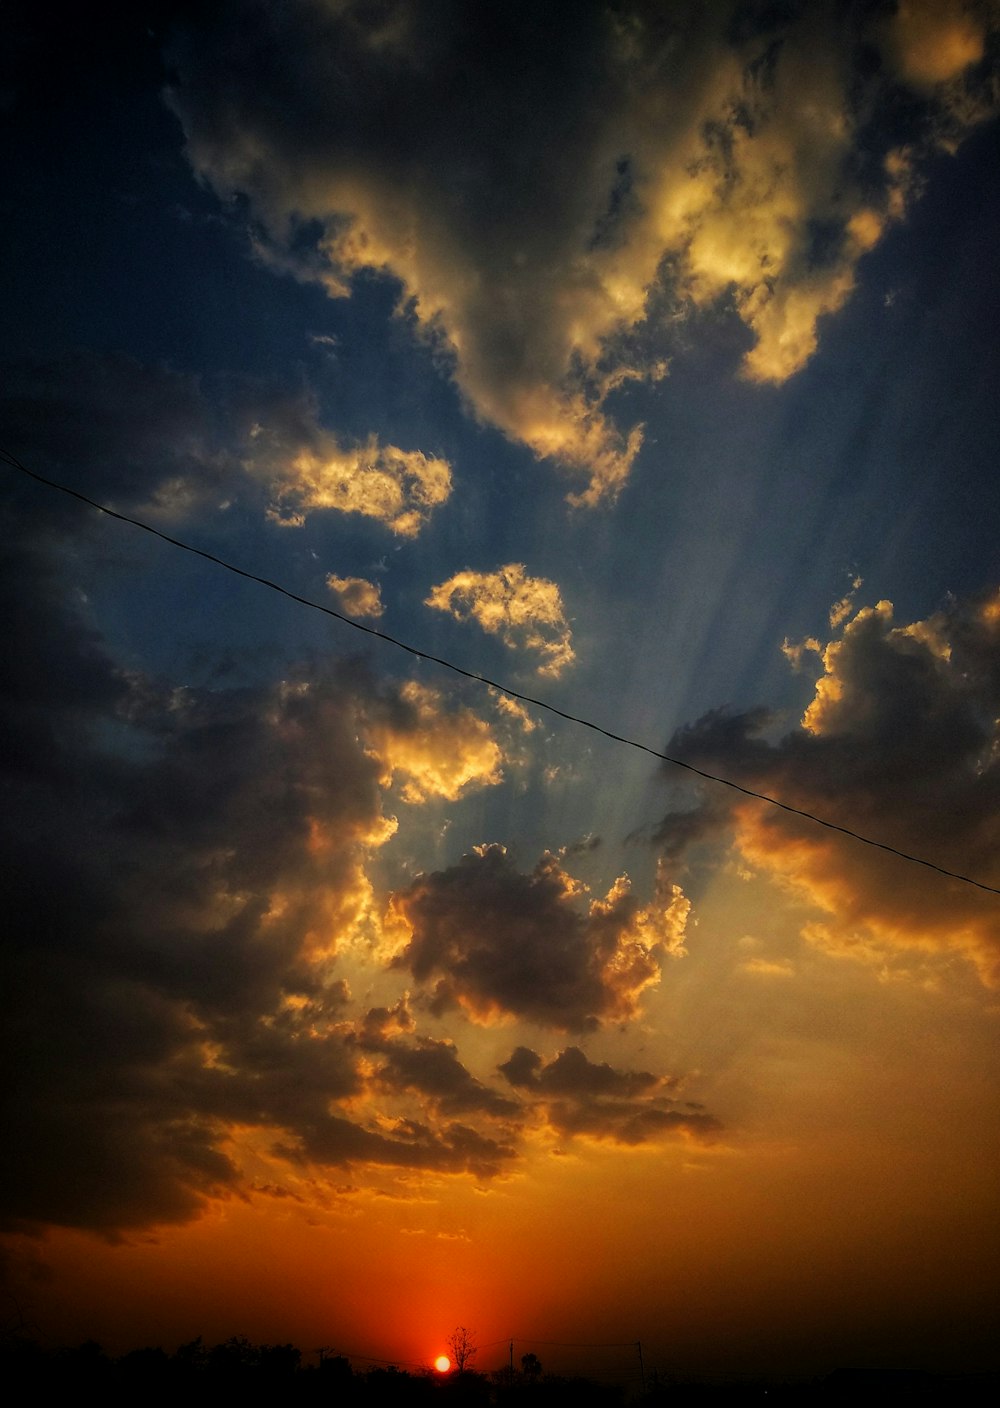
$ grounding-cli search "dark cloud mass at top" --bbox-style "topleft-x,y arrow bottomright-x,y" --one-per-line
166,0 -> 998,502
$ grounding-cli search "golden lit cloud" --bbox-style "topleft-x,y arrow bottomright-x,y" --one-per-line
489,689 -> 538,732
425,564 -> 575,677
658,588 -> 1000,985
829,576 -> 863,629
363,681 -> 504,803
263,432 -> 451,536
326,573 -> 384,619
169,1 -> 999,500
885,0 -> 987,89
781,634 -> 823,670
740,956 -> 795,978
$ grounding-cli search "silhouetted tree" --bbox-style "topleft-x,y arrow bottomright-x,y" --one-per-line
447,1326 -> 478,1373
117,1345 -> 169,1382
173,1335 -> 208,1375
318,1351 -> 353,1386
259,1341 -> 301,1378
208,1334 -> 259,1377
521,1352 -> 542,1380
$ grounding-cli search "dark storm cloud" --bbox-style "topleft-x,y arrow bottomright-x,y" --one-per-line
498,1046 -> 721,1146
1,532 -> 129,779
354,1012 -> 520,1119
374,1039 -> 519,1117
165,0 -> 999,501
1,351 -> 451,534
389,844 -> 688,1031
501,1045 -> 661,1098
0,517 -> 517,1232
655,591 -> 1000,982
277,1113 -> 516,1180
1,350 -> 226,513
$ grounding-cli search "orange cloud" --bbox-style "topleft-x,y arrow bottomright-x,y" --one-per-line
0,575 -> 522,1235
326,574 -> 384,619
425,564 -> 575,677
362,680 -> 503,803
657,588 -> 1000,984
262,432 -> 451,536
885,0 -> 986,89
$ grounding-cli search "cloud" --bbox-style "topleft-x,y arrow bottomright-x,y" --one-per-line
740,957 -> 795,978
1,352 -> 451,536
490,689 -> 538,732
828,576 -> 862,630
425,564 -> 575,677
259,429 -> 452,537
362,680 -> 504,802
274,1113 -> 516,1181
0,350 -> 228,517
167,1 -> 998,501
884,0 -> 987,90
326,574 -> 384,618
0,519 -> 520,1231
387,845 -> 689,1030
355,1014 -> 520,1120
655,589 -> 1000,984
498,1046 -> 721,1146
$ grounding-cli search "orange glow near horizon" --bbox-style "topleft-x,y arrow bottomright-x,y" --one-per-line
434,1355 -> 451,1373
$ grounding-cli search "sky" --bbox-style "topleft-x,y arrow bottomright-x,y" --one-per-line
2,0 -> 999,1385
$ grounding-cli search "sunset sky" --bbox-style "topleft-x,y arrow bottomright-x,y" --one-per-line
2,0 -> 999,1384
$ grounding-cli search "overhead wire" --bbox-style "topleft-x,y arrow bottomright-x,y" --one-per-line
2,445 -> 998,898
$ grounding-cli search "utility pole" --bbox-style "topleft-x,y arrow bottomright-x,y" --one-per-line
636,1340 -> 645,1395
509,1338 -> 514,1386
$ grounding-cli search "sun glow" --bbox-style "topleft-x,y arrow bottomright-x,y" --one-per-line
434,1355 -> 451,1373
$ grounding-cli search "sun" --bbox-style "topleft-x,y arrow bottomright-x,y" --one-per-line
434,1355 -> 451,1373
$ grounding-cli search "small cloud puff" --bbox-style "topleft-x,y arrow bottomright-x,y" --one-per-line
426,564 -> 575,677
327,574 -> 384,618
490,689 -> 538,732
884,0 -> 986,90
262,431 -> 452,537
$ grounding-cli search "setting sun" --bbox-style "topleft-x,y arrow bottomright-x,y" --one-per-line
434,1356 -> 451,1374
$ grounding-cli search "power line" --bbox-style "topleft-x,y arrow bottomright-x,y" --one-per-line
3,447 -> 998,898
505,1339 -> 639,1348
